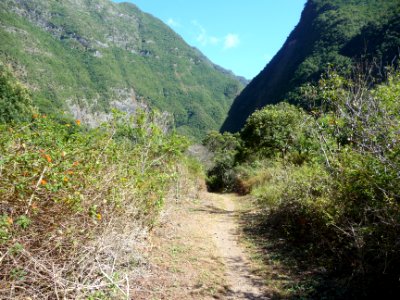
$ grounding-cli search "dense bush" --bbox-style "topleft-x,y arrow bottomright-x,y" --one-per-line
214,68 -> 400,297
0,107 -> 189,298
202,131 -> 241,192
241,103 -> 310,158
240,102 -> 321,165
0,63 -> 35,123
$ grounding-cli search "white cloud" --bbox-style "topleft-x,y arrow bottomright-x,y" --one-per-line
224,33 -> 240,49
189,21 -> 240,50
209,36 -> 220,45
192,20 -> 220,46
167,18 -> 180,28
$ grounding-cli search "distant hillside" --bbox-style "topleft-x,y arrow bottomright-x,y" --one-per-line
0,0 -> 244,139
222,0 -> 400,133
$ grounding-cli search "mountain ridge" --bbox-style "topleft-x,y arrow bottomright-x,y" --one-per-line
222,0 -> 400,133
0,0 -> 244,138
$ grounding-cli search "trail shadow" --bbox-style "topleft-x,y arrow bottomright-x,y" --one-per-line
224,256 -> 272,299
193,204 -> 235,215
238,210 -> 400,300
239,211 -> 340,300
213,282 -> 271,300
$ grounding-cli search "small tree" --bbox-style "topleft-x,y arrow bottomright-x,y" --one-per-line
240,102 -> 310,158
203,131 -> 240,192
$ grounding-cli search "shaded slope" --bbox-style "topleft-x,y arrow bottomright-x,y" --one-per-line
0,0 -> 244,138
222,0 -> 400,133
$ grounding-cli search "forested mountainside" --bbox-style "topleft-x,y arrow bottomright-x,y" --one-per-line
0,0 -> 244,138
222,0 -> 400,133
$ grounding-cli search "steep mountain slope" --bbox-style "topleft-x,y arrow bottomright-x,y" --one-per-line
0,0 -> 244,138
222,0 -> 400,133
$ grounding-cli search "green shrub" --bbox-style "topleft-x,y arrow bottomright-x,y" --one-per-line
0,109 -> 189,297
236,68 -> 400,296
250,162 -> 336,243
0,64 -> 35,123
240,103 -> 303,158
240,102 -> 320,163
330,149 -> 400,277
203,131 -> 241,192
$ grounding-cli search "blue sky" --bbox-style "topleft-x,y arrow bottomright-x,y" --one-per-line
113,0 -> 306,79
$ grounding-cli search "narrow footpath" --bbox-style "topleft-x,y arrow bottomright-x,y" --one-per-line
210,193 -> 269,299
132,192 -> 269,299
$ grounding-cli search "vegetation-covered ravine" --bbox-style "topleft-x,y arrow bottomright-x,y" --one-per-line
1,0 -> 400,299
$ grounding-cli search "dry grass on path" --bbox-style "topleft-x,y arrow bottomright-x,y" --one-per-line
132,192 -> 226,299
133,191 -> 271,300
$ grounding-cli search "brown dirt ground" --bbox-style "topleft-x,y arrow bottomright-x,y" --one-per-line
131,192 -> 270,300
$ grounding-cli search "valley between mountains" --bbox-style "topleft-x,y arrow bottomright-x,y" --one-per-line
1,0 -> 400,299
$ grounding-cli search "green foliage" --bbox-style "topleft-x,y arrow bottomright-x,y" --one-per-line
240,103 -> 314,158
250,161 -> 336,244
9,243 -> 23,255
202,131 -> 241,192
10,268 -> 27,281
0,64 -> 34,123
15,216 -> 31,229
0,109 -> 190,296
0,111 -> 187,220
216,67 -> 400,297
222,0 -> 400,132
203,130 -> 240,153
0,215 -> 12,243
0,0 -> 244,139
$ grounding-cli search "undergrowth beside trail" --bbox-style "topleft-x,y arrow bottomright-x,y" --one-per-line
205,66 -> 400,298
0,108 -> 193,298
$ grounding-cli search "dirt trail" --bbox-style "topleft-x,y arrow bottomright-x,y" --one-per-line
135,192 -> 269,299
208,193 -> 269,300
